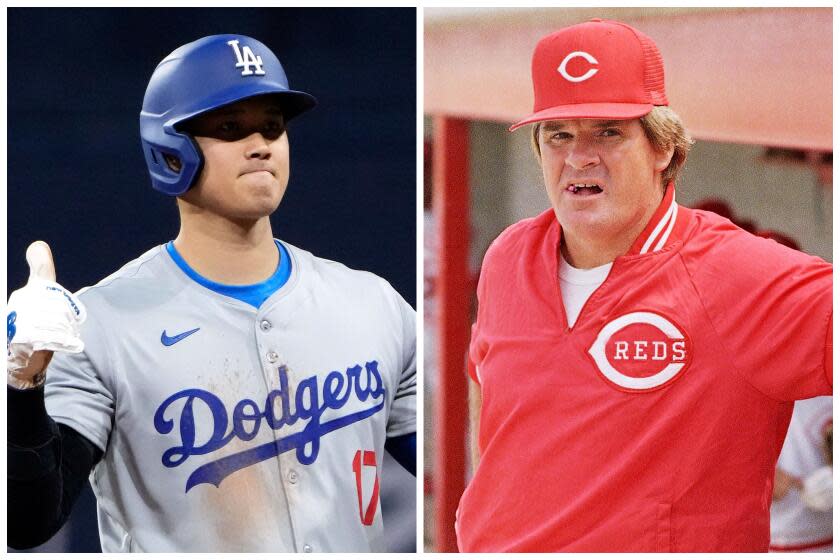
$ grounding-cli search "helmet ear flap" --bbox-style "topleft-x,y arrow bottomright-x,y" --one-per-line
139,132 -> 203,196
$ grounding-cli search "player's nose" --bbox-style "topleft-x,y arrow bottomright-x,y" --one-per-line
244,132 -> 272,160
564,139 -> 600,170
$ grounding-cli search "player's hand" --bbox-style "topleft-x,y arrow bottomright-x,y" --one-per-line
7,241 -> 87,389
802,465 -> 832,512
771,467 -> 802,501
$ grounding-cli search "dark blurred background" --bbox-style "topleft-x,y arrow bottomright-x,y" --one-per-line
7,7 -> 417,552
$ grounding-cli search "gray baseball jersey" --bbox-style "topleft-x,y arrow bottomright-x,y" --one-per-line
44,240 -> 416,552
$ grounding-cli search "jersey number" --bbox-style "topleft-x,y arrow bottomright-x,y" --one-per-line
352,449 -> 380,526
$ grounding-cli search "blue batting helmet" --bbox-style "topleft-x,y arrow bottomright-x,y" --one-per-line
140,34 -> 316,196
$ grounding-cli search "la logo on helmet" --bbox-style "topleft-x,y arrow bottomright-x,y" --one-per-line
557,51 -> 599,83
227,39 -> 266,76
588,311 -> 690,391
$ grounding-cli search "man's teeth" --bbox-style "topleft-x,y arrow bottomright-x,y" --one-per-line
567,183 -> 602,193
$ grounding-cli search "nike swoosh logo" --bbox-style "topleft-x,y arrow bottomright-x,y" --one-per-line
161,327 -> 201,347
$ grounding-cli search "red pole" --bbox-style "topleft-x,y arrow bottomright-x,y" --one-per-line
432,116 -> 470,552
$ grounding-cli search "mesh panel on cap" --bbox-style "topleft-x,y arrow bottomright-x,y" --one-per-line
637,33 -> 667,105
618,23 -> 667,106
608,20 -> 668,106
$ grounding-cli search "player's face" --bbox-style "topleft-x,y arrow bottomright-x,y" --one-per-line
537,118 -> 672,241
179,96 -> 290,220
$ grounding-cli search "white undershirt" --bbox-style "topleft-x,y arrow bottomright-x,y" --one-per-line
558,253 -> 612,328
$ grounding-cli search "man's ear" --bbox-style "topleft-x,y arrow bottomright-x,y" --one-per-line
654,144 -> 675,173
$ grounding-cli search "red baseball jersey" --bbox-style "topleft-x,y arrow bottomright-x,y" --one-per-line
457,184 -> 833,552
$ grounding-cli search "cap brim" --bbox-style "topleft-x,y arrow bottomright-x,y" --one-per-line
271,90 -> 318,122
224,89 -> 318,123
509,102 -> 654,131
175,86 -> 318,129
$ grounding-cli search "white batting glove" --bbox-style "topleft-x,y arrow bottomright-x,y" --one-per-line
802,465 -> 833,512
7,241 -> 86,389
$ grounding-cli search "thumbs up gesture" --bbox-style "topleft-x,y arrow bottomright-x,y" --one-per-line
7,241 -> 87,389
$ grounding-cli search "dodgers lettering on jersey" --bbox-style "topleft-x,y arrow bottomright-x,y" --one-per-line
155,362 -> 386,491
44,240 -> 416,553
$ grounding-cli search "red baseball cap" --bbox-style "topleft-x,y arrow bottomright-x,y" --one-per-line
510,19 -> 668,131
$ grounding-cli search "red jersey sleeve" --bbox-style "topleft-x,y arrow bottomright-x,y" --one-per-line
685,219 -> 832,401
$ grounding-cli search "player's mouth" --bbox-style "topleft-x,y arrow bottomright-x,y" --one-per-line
240,167 -> 276,177
565,181 -> 604,197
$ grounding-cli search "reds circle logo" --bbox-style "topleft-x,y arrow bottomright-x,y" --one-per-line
587,311 -> 691,391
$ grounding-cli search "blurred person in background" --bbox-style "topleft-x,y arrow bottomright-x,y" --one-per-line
770,397 -> 832,553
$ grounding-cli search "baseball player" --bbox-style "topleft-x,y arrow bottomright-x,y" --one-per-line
457,19 -> 832,552
770,396 -> 832,552
7,34 -> 416,553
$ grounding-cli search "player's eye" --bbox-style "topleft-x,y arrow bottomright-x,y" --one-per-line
218,121 -> 241,133
546,131 -> 572,142
598,128 -> 621,137
262,120 -> 286,140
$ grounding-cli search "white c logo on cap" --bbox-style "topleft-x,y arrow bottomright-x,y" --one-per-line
558,51 -> 599,83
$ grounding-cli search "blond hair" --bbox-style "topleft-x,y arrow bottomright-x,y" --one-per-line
529,106 -> 694,188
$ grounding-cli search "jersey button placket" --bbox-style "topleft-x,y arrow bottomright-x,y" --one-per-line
256,317 -> 297,547
257,319 -> 296,552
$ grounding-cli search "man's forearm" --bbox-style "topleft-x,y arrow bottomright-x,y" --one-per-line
469,380 -> 482,475
8,386 -> 101,550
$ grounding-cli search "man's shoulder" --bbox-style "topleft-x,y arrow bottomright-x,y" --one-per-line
76,245 -> 170,306
680,206 -> 831,285
683,207 -> 826,262
484,209 -> 556,264
283,241 -> 399,298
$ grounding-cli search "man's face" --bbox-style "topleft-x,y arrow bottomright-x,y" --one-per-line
537,118 -> 672,241
178,95 -> 290,220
